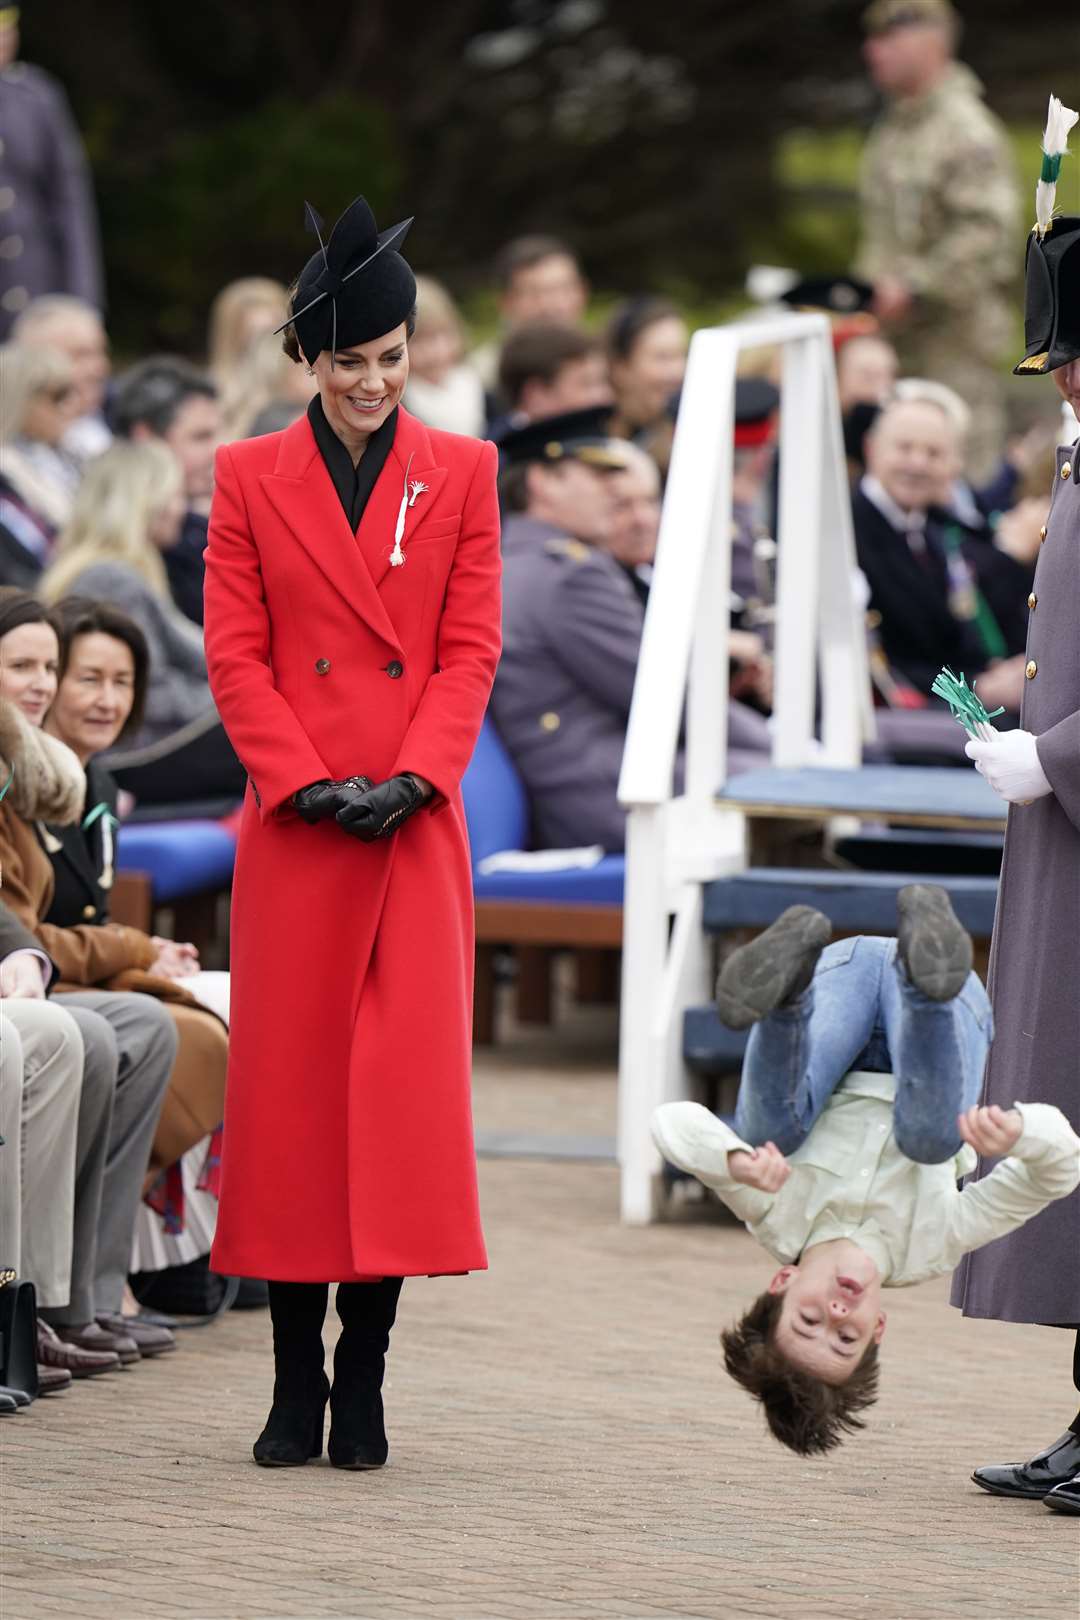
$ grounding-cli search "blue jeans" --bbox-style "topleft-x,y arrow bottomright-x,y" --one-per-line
733,937 -> 992,1165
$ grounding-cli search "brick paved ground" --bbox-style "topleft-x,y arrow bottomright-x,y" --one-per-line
3,1000 -> 1079,1620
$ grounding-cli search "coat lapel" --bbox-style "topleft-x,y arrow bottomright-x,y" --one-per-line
259,415 -> 403,653
361,409 -> 449,588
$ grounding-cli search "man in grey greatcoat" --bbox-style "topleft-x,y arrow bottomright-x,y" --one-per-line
0,6 -> 104,336
492,408 -> 771,851
955,177 -> 1080,1516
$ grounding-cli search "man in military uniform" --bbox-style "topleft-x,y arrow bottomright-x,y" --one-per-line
0,5 -> 103,336
856,0 -> 1019,479
492,409 -> 771,851
954,169 -> 1080,1516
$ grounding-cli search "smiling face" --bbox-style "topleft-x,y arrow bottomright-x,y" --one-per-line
769,1241 -> 886,1386
308,323 -> 410,458
612,315 -> 688,430
864,398 -> 955,512
0,620 -> 60,727
46,631 -> 136,762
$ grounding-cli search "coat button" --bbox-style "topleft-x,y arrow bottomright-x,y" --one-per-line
540,711 -> 561,732
386,660 -> 404,679
82,904 -> 96,919
1028,592 -> 1037,610
1026,660 -> 1038,680
314,658 -> 331,675
1039,524 -> 1048,541
1062,462 -> 1073,480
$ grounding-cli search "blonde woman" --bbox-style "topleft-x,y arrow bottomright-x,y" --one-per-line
0,344 -> 81,544
42,441 -> 243,802
207,276 -> 290,392
217,329 -> 316,442
401,275 -> 485,435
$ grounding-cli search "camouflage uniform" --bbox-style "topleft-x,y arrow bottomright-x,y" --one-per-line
856,63 -> 1020,479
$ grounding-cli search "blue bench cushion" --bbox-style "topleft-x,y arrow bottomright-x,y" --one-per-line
474,855 -> 625,906
462,718 -> 530,866
703,868 -> 998,937
117,821 -> 237,904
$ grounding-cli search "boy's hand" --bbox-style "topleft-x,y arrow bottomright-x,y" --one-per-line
958,1104 -> 1023,1158
728,1142 -> 791,1192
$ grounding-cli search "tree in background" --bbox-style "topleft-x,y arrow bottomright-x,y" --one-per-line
26,0 -> 1067,355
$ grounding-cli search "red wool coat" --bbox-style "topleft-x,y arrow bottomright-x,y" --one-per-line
203,407 -> 501,1282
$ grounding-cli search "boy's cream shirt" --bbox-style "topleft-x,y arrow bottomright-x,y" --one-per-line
652,1073 -> 1080,1287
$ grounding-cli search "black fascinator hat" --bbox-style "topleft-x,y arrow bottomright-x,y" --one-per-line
1014,215 -> 1080,375
278,196 -> 416,362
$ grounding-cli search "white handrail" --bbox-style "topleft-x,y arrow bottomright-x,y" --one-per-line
616,310 -> 870,1223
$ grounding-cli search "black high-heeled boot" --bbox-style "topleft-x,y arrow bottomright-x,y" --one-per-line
252,1281 -> 330,1467
327,1277 -> 403,1470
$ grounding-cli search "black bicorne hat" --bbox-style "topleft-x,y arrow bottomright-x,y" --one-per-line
1014,215 -> 1080,375
277,196 -> 416,362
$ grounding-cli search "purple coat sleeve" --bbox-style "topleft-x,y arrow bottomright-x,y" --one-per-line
1036,711 -> 1080,833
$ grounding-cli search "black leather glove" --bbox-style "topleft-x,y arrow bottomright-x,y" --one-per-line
335,774 -> 427,842
292,776 -> 374,824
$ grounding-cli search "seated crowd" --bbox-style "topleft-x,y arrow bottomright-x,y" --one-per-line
0,244 -> 1065,851
0,243 -> 1067,1413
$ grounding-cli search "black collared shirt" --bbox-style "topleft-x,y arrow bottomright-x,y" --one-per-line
307,394 -> 399,532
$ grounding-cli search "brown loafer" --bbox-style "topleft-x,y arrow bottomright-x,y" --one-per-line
36,1318 -> 119,1378
58,1320 -> 139,1366
97,1312 -> 176,1358
36,1363 -> 73,1395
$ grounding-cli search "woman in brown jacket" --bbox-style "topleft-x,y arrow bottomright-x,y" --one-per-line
0,589 -> 228,1249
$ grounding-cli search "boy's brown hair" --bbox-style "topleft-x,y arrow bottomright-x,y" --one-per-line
722,1291 -> 880,1456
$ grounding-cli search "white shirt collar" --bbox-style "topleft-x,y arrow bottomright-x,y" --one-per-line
861,474 -> 926,536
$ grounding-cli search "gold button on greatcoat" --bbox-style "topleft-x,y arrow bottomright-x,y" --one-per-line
1026,660 -> 1038,680
1040,524 -> 1048,540
540,711 -> 561,732
1062,462 -> 1072,480
1028,592 -> 1037,610
314,658 -> 330,675
82,903 -> 96,919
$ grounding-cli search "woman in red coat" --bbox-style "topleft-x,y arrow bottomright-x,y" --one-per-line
203,197 -> 501,1470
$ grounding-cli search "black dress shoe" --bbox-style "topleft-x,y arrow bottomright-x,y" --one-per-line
972,1429 -> 1080,1499
1044,1477 -> 1080,1515
715,906 -> 831,1030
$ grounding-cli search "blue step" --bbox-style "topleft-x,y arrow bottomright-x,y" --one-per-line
832,826 -> 1003,877
703,868 -> 998,938
683,1008 -> 749,1078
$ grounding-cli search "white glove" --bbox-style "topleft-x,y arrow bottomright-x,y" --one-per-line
964,723 -> 1052,805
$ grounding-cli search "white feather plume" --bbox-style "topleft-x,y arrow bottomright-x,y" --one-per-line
1036,94 -> 1079,237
